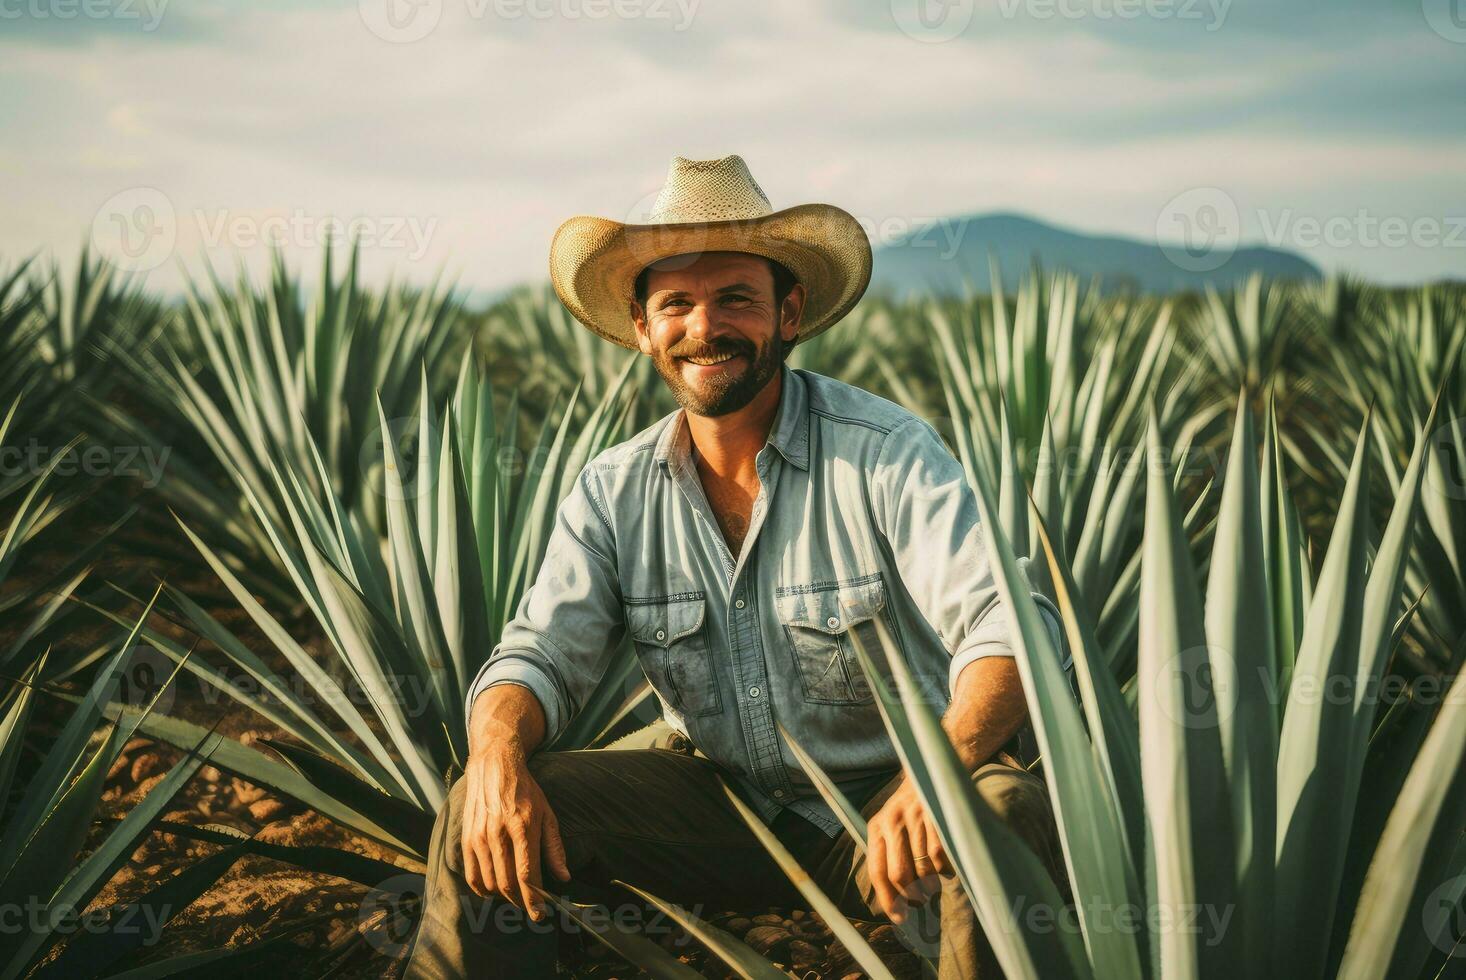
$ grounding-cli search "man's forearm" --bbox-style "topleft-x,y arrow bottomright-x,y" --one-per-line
469,683 -> 548,759
942,655 -> 1029,772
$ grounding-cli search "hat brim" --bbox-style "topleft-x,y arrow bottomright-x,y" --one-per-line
549,203 -> 873,350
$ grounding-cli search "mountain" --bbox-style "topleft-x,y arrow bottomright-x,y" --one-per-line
868,212 -> 1321,296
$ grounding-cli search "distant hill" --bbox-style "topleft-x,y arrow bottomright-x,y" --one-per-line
868,212 -> 1321,296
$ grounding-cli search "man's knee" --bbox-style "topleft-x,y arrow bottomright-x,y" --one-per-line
439,776 -> 470,875
972,764 -> 1057,848
971,762 -> 1067,891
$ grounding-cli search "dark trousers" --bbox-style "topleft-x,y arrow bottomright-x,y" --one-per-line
404,747 -> 1065,979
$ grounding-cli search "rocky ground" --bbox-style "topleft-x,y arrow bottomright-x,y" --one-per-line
9,490 -> 927,977
80,722 -> 926,978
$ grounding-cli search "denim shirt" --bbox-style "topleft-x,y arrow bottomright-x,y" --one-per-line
467,365 -> 1064,837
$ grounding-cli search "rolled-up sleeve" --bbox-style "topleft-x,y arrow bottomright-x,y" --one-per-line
872,418 -> 1066,696
464,464 -> 624,744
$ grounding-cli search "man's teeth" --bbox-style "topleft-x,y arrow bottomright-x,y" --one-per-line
684,353 -> 737,366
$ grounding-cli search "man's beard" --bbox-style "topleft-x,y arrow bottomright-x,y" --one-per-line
651,332 -> 787,417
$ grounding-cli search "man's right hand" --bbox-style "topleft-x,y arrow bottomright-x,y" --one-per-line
459,744 -> 571,920
461,684 -> 565,921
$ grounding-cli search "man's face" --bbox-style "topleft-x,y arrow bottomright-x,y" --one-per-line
631,251 -> 804,417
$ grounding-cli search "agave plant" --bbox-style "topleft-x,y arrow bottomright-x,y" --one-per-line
97,362 -> 641,864
473,282 -> 666,433
1304,285 -> 1466,671
97,246 -> 466,585
923,268 -> 1221,674
0,600 -> 219,980
540,392 -> 1464,980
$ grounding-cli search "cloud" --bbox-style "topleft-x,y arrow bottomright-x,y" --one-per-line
0,0 -> 1460,293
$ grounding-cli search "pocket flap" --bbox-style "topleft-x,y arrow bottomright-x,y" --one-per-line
625,594 -> 706,647
774,577 -> 886,633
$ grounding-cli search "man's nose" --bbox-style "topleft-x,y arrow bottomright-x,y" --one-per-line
681,302 -> 714,340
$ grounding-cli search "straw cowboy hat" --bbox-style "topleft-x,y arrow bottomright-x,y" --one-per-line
549,154 -> 873,349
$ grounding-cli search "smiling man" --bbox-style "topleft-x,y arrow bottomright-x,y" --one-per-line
405,155 -> 1069,979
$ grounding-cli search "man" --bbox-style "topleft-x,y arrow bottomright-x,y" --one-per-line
406,155 -> 1068,979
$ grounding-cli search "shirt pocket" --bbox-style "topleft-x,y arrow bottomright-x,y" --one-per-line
624,593 -> 723,719
774,575 -> 892,706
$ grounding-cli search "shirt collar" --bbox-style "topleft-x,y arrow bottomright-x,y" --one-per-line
654,364 -> 811,474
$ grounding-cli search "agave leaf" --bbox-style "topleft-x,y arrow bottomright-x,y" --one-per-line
721,782 -> 900,980
1030,503 -> 1145,886
531,885 -> 703,979
778,723 -> 871,858
777,724 -> 940,975
85,704 -> 424,860
170,518 -> 405,790
1136,410 -> 1237,978
1335,669 -> 1466,980
0,589 -> 160,877
1274,419 -> 1373,979
967,439 -> 1144,978
145,820 -> 414,887
1260,399 -> 1308,707
612,880 -> 790,980
848,620 -> 1087,980
378,398 -> 456,737
37,847 -> 248,980
1202,396 -> 1277,978
261,738 -> 436,848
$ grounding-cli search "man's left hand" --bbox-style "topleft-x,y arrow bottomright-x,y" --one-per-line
867,778 -> 948,923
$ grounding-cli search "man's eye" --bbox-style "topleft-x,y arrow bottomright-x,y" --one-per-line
722,295 -> 752,307
661,299 -> 691,311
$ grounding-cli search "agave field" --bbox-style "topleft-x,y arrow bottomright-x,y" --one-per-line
0,246 -> 1462,979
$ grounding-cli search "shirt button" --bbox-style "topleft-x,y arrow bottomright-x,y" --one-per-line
826,616 -> 840,629
654,629 -> 666,641
735,598 -> 746,609
773,789 -> 786,798
748,686 -> 761,698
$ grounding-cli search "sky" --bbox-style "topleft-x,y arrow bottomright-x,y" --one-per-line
1,0 -> 1463,297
